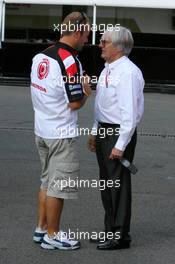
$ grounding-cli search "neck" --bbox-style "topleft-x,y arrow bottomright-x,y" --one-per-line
107,53 -> 124,64
59,36 -> 75,49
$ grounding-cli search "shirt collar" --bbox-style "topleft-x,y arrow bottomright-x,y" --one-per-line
105,56 -> 128,70
56,42 -> 78,56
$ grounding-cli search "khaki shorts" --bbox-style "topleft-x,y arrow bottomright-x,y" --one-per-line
35,136 -> 79,199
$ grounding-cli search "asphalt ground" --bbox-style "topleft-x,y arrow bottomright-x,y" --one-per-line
0,85 -> 175,264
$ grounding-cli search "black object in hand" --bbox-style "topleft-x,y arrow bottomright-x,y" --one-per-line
120,158 -> 138,175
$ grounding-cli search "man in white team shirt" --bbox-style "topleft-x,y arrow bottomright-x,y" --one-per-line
31,12 -> 91,250
88,26 -> 144,250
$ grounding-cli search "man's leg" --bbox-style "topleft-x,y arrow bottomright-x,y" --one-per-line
111,167 -> 131,239
37,190 -> 64,236
114,130 -> 137,239
37,189 -> 47,230
46,196 -> 64,236
107,130 -> 137,239
33,136 -> 49,243
40,138 -> 80,250
96,135 -> 113,232
45,138 -> 78,236
97,130 -> 137,250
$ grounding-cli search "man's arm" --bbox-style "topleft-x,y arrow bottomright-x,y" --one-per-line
68,75 -> 91,110
87,134 -> 96,152
109,71 -> 144,159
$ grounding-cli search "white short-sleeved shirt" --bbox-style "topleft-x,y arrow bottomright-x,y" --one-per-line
92,56 -> 144,151
30,43 -> 84,139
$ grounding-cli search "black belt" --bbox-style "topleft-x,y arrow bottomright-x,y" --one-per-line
98,122 -> 120,128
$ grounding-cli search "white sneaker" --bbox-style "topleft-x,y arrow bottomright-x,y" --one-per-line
33,227 -> 47,243
41,231 -> 81,250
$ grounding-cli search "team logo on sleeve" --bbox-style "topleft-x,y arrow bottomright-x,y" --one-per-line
37,58 -> 49,80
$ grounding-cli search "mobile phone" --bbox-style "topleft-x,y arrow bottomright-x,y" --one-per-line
120,158 -> 138,175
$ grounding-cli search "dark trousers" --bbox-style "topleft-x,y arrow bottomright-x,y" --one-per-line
96,124 -> 137,239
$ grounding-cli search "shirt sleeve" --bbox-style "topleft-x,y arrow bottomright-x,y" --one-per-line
91,83 -> 100,136
115,71 -> 144,151
63,58 -> 84,103
91,119 -> 98,136
64,81 -> 84,103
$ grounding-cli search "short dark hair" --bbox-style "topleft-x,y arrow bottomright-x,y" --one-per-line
61,11 -> 90,36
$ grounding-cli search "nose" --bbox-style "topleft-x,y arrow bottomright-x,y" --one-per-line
99,42 -> 102,48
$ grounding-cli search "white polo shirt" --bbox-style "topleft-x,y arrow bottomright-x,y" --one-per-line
30,43 -> 84,139
92,56 -> 144,151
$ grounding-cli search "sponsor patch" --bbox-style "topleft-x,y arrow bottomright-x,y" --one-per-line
37,58 -> 49,80
71,90 -> 83,95
68,84 -> 82,91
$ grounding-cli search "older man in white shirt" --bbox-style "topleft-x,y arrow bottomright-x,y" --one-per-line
88,26 -> 144,250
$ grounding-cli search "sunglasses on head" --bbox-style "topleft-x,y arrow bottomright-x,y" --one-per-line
77,12 -> 86,25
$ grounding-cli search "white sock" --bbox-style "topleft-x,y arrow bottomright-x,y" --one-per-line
35,227 -> 47,233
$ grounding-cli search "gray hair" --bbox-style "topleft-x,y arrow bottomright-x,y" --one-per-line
102,26 -> 134,56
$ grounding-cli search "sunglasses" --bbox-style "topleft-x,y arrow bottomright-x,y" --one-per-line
77,12 -> 86,25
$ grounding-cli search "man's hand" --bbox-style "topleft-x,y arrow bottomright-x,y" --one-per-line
82,74 -> 91,96
109,148 -> 124,160
87,134 -> 96,152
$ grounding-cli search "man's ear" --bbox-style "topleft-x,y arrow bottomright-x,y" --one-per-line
73,30 -> 81,40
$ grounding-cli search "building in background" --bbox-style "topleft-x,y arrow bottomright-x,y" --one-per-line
1,0 -> 175,84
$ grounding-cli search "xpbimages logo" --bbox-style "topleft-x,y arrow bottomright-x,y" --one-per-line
57,229 -> 121,242
52,125 -> 120,138
53,22 -> 121,35
52,74 -> 120,87
53,178 -> 121,191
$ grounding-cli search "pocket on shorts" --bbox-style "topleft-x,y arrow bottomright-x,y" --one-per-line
67,138 -> 77,146
50,162 -> 80,194
58,162 -> 79,173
